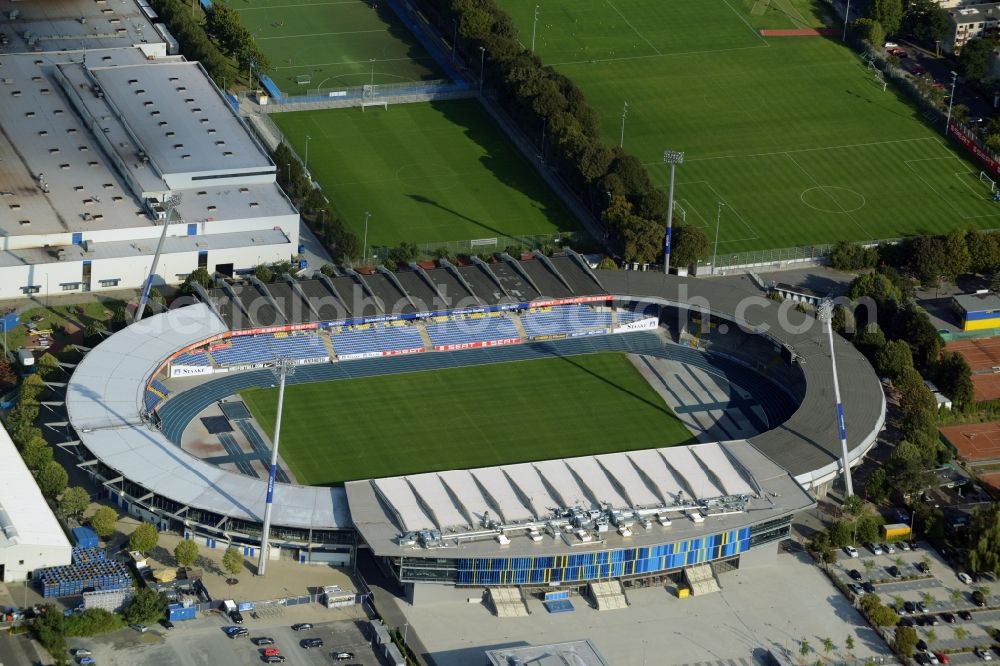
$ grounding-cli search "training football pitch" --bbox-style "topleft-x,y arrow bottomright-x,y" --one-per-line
240,352 -> 694,485
228,0 -> 443,94
274,100 -> 581,248
501,0 -> 1000,253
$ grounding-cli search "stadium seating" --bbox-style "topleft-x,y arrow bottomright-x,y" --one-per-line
143,379 -> 170,412
171,350 -> 212,366
617,308 -> 654,324
207,332 -> 327,366
521,305 -> 612,338
331,322 -> 425,357
426,314 -> 520,347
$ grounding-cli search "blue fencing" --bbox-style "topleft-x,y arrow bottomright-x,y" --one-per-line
272,79 -> 468,106
259,74 -> 284,103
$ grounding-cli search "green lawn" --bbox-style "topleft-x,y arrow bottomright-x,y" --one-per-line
500,0 -> 1000,254
230,0 -> 442,94
273,100 -> 581,248
240,352 -> 694,485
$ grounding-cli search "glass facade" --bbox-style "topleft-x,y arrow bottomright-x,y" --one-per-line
400,526 -> 752,585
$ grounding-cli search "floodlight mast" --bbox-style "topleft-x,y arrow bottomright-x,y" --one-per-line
134,193 -> 181,324
662,150 -> 684,274
257,357 -> 296,576
818,299 -> 854,497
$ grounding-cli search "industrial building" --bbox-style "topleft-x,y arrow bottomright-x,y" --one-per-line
0,422 -> 72,583
0,1 -> 298,300
952,291 -> 1000,331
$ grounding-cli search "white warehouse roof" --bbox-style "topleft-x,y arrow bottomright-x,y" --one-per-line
0,422 -> 72,553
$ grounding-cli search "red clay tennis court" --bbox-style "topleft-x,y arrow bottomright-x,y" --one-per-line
940,422 -> 1000,462
976,471 -> 1000,498
946,338 -> 1000,372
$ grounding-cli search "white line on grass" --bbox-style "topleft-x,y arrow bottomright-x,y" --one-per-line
273,55 -> 437,69
747,136 -> 936,158
719,0 -> 769,44
673,180 -> 759,242
237,0 -> 358,9
257,28 -> 384,40
783,153 -> 871,238
604,0 -> 661,55
903,157 -> 1000,222
551,42 -> 768,67
952,170 -> 987,198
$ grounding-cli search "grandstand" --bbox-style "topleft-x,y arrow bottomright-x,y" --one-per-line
65,253 -> 885,589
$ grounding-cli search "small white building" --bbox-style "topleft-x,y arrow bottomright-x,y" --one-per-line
0,423 -> 72,583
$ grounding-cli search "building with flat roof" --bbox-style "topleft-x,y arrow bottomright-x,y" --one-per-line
0,422 -> 72,582
952,292 -> 1000,331
0,5 -> 298,299
944,3 -> 1000,53
485,640 -> 610,666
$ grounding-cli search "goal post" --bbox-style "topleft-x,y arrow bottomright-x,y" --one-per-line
980,170 -> 997,193
672,200 -> 686,223
360,84 -> 388,112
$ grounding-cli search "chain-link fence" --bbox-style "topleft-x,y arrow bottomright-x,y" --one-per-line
369,231 -> 586,264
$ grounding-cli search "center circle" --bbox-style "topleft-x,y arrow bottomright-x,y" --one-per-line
396,162 -> 460,191
799,186 -> 866,213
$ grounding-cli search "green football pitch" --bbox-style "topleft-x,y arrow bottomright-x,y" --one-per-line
229,0 -> 442,94
273,100 -> 581,248
240,352 -> 694,485
500,0 -> 1000,253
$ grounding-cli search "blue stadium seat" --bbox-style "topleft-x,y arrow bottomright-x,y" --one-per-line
331,322 -> 424,357
426,314 -> 520,348
521,306 -> 612,338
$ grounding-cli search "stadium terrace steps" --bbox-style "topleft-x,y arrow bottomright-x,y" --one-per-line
488,587 -> 530,618
589,580 -> 629,611
683,563 -> 721,596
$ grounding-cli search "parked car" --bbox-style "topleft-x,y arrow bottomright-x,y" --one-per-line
918,640 -> 929,651
899,617 -> 915,627
909,541 -> 920,551
79,659 -> 95,666
160,619 -> 174,630
333,652 -> 355,661
130,624 -> 147,633
959,610 -> 973,621
910,64 -> 927,76
958,572 -> 974,585
972,590 -> 987,607
869,543 -> 883,555
926,652 -> 940,665
848,583 -> 863,595
916,562 -> 929,573
899,541 -> 911,552
887,565 -> 901,578
301,638 -> 324,649
71,650 -> 92,658
941,612 -> 956,624
884,543 -> 896,554
885,41 -> 900,49
927,616 -> 941,626
845,545 -> 859,558
915,653 -> 930,665
848,569 -> 863,581
263,648 -> 281,657
264,657 -> 286,664
863,581 -> 876,594
936,653 -> 950,665
916,601 -> 928,613
254,637 -> 276,646
904,601 -> 916,614
916,616 -> 928,626
976,649 -> 993,661
229,610 -> 244,625
291,623 -> 313,631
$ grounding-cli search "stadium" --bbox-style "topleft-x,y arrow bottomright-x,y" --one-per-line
64,252 -> 885,600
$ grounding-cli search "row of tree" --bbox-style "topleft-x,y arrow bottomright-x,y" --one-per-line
148,0 -> 234,85
415,0 -> 708,267
204,2 -> 270,77
862,0 -> 949,47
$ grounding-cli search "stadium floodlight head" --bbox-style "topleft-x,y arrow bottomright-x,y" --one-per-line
133,193 -> 183,324
257,357 -> 297,577
662,150 -> 685,274
818,298 -> 854,498
663,150 -> 685,165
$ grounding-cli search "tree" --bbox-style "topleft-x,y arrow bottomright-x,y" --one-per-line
672,225 -> 710,269
868,0 -> 903,36
84,319 -> 107,340
59,487 -> 90,520
852,18 -> 885,50
866,467 -> 889,504
89,506 -> 118,538
895,625 -> 918,657
129,523 -> 158,554
800,638 -> 813,660
926,628 -> 938,646
254,263 -> 274,284
903,0 -> 950,44
849,272 -> 901,304
387,242 -> 420,267
955,626 -> 968,640
822,638 -> 835,660
35,352 -> 61,378
933,351 -> 974,410
943,229 -> 973,279
174,539 -> 199,568
22,438 -> 53,472
597,257 -> 618,270
122,588 -> 168,625
37,461 -> 68,498
844,495 -> 864,519
222,547 -> 244,577
911,235 -> 949,286
845,635 -> 855,655
180,267 -> 213,295
968,505 -> 1000,576
877,340 -> 914,380
856,515 -> 884,544
959,38 -> 994,82
829,521 -> 854,548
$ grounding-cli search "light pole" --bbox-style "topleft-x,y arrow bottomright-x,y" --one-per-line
842,0 -> 851,42
662,150 -> 684,274
248,60 -> 255,90
818,299 -> 854,498
478,46 -> 486,94
531,5 -> 540,53
369,58 -> 376,88
945,70 -> 958,135
135,193 -> 182,324
363,211 -> 371,264
452,19 -> 457,60
257,357 -> 296,576
619,100 -> 629,148
712,200 -> 725,275
304,134 -> 312,172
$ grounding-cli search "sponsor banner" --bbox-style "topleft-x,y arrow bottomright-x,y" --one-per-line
432,338 -> 521,352
338,351 -> 383,361
570,328 -> 609,338
224,361 -> 270,372
531,333 -> 567,342
613,317 -> 659,333
231,322 -> 318,337
293,356 -> 330,366
949,121 -> 1000,177
383,347 -> 424,357
168,364 -> 215,378
531,295 -> 611,309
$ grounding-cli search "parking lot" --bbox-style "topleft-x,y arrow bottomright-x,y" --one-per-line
66,604 -> 382,666
831,541 -> 999,659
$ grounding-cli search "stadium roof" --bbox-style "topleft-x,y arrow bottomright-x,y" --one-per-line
346,440 -> 813,557
0,422 -> 72,552
65,303 -> 351,530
